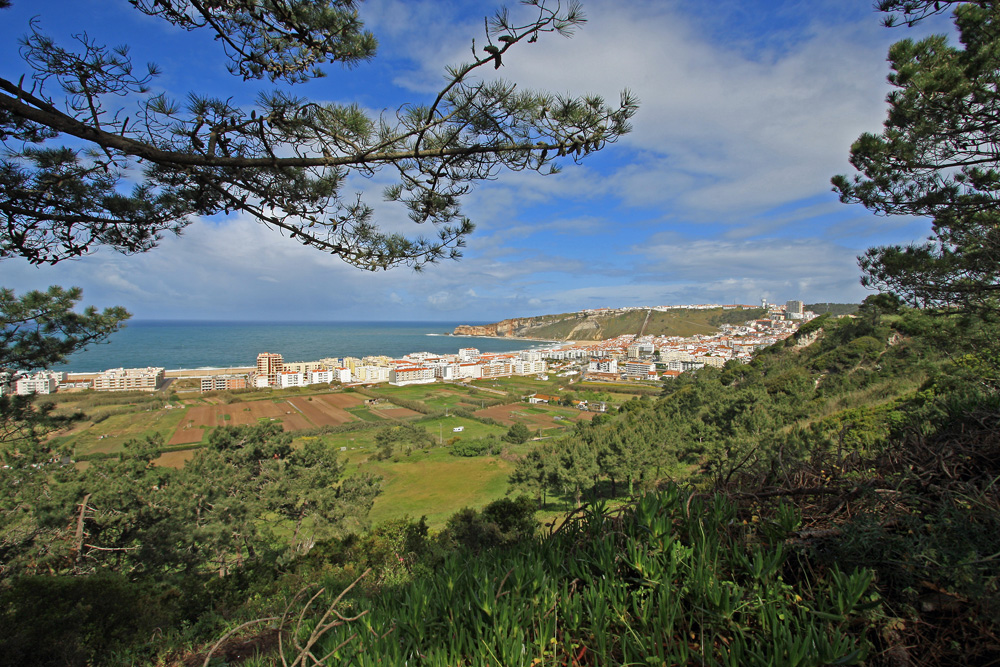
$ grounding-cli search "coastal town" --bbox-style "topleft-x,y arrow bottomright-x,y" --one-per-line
2,301 -> 815,398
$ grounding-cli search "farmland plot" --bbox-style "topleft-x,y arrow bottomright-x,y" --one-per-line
474,403 -> 594,433
317,393 -> 367,409
287,397 -> 357,427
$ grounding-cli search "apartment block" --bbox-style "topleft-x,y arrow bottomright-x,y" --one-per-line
256,352 -> 283,387
15,371 -> 61,395
282,360 -> 328,374
200,375 -> 249,392
276,371 -> 305,389
588,358 -> 618,374
93,367 -> 165,392
698,356 -> 728,369
514,359 -> 547,375
627,343 -> 655,358
480,356 -> 516,379
624,361 -> 657,379
389,366 -> 436,386
309,369 -> 334,385
354,365 -> 391,384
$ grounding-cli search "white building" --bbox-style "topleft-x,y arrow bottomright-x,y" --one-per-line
543,348 -> 591,360
93,367 -> 164,392
627,342 -> 655,358
667,359 -> 705,373
518,350 -> 543,362
458,348 -> 481,362
15,371 -> 61,395
389,366 -> 436,386
698,356 -> 729,369
624,361 -> 657,379
457,362 -> 483,379
402,351 -> 438,362
354,365 -> 391,384
480,355 -> 516,378
514,359 -> 547,375
276,371 -> 305,389
588,358 -> 618,374
309,369 -> 334,385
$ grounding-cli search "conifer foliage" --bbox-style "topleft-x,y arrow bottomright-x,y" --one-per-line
834,1 -> 1000,312
0,0 -> 637,269
0,286 -> 128,445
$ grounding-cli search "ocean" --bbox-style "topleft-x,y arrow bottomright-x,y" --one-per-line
54,320 -> 552,373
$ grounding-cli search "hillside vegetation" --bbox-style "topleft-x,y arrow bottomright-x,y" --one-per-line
454,306 -> 768,340
2,301 -> 999,666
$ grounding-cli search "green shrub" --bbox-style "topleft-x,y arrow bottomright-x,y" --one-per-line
0,574 -> 171,667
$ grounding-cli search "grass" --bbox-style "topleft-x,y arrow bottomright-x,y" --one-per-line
345,407 -> 383,422
311,415 -> 506,454
44,385 -> 581,531
359,446 -> 517,528
414,415 -> 507,443
370,384 -> 488,411
55,407 -> 189,457
470,375 -> 566,395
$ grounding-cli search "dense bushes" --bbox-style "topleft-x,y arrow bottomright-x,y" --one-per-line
449,434 -> 502,457
293,487 -> 877,666
0,574 -> 172,667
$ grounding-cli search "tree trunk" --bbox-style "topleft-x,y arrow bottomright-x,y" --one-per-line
73,493 -> 92,564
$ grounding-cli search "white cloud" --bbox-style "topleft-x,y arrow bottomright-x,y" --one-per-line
1,0 -> 920,321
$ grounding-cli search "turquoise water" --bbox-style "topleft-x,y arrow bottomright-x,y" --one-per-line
54,321 -> 550,373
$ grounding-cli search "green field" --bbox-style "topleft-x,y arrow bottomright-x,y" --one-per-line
470,374 -> 567,395
367,383 -> 490,410
359,446 -> 522,527
51,406 -> 189,456
486,306 -> 767,341
306,414 -> 507,453
345,406 -> 383,422
46,384 -> 581,529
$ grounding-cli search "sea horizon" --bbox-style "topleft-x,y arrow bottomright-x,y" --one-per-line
53,319 -> 555,374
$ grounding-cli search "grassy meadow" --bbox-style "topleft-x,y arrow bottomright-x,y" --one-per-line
44,381 -> 603,529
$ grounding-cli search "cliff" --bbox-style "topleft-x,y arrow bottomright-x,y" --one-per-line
453,318 -> 531,338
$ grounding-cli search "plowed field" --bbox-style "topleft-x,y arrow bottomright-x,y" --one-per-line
169,393 -> 364,442
372,405 -> 422,419
318,393 -> 366,409
285,397 -> 352,427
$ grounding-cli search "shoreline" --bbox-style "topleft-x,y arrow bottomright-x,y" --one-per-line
57,332 -> 594,380
443,333 -> 566,343
52,322 -> 562,376
59,337 -> 607,380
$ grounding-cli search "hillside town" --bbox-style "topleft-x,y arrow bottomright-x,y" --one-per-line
2,301 -> 815,396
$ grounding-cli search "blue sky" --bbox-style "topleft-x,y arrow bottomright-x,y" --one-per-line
1,0 -> 950,321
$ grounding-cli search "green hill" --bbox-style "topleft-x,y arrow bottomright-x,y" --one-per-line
453,306 -> 767,340
4,302 -> 999,665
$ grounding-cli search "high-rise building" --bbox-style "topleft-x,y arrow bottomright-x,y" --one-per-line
256,352 -> 283,387
785,300 -> 804,315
